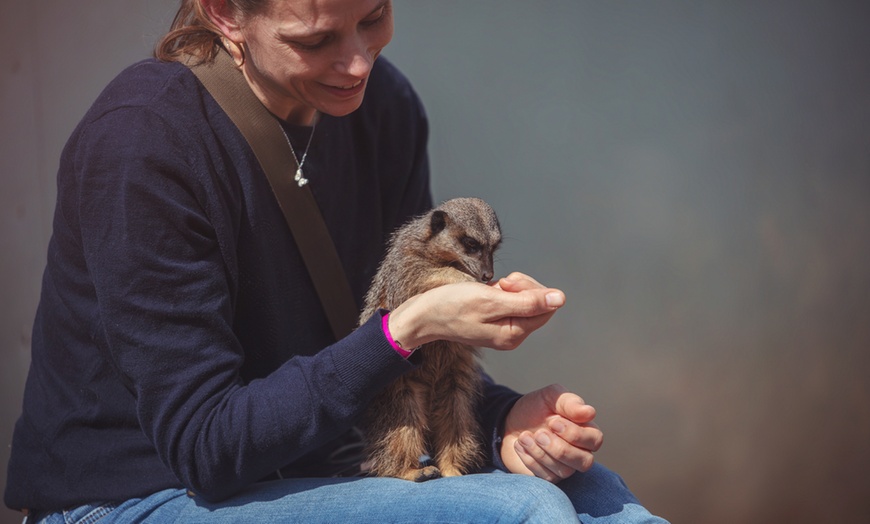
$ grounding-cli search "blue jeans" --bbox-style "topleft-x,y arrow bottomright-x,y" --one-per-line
34,464 -> 668,523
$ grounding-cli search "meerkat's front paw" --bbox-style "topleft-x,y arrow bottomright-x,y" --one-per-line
401,465 -> 441,482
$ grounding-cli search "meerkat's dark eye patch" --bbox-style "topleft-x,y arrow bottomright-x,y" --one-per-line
461,236 -> 482,254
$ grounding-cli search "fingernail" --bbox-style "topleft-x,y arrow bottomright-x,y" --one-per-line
535,432 -> 551,447
546,292 -> 565,308
519,435 -> 535,448
551,421 -> 565,434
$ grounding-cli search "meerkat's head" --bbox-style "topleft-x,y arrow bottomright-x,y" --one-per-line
424,197 -> 502,283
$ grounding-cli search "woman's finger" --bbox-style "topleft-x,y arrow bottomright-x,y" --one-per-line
549,417 -> 604,453
534,427 -> 597,474
497,272 -> 544,291
513,432 -> 568,483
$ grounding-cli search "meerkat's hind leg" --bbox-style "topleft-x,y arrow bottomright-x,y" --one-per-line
369,426 -> 442,481
431,413 -> 483,478
367,422 -> 437,481
429,351 -> 484,477
365,377 -> 441,481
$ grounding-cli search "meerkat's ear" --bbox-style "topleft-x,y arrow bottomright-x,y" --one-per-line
429,210 -> 449,236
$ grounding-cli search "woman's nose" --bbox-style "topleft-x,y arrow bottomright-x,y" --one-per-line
335,37 -> 374,77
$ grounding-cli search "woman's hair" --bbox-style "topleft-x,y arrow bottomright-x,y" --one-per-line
154,0 -> 268,63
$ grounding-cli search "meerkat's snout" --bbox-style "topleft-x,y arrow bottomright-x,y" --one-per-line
480,252 -> 495,283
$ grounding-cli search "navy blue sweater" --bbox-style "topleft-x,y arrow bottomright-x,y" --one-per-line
6,57 -> 521,511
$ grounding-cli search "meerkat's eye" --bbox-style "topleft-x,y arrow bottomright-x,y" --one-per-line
461,236 -> 482,254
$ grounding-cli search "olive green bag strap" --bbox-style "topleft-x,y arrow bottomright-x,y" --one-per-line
186,50 -> 358,341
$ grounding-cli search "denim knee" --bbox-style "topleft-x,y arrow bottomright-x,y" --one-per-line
471,473 -> 578,523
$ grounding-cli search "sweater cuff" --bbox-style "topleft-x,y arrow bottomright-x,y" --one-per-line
478,374 -> 522,471
489,396 -> 521,471
329,311 -> 414,401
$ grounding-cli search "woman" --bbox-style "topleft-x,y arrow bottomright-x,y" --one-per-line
5,0 -> 667,522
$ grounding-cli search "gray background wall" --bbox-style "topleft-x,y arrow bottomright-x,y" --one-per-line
2,1 -> 869,522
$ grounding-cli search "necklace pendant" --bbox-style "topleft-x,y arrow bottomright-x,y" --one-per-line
294,167 -> 309,187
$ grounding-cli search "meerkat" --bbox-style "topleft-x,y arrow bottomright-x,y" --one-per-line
359,197 -> 502,482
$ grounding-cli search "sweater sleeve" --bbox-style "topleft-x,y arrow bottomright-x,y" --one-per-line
73,105 -> 411,501
478,372 -> 523,470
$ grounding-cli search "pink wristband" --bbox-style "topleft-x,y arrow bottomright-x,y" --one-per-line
382,312 -> 416,358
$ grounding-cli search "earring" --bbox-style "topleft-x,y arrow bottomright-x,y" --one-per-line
221,36 -> 246,67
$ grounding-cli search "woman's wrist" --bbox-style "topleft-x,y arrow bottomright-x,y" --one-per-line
385,295 -> 432,352
381,311 -> 418,358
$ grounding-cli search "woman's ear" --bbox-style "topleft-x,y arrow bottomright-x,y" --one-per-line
200,0 -> 244,42
200,0 -> 246,64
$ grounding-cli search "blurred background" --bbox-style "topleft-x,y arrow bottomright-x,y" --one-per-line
2,1 -> 869,522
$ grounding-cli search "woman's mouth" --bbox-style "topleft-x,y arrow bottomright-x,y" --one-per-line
321,78 -> 366,99
337,79 -> 363,90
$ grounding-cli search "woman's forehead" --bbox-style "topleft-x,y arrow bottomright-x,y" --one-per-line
264,0 -> 387,24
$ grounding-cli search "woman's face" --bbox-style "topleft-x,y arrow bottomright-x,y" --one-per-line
232,0 -> 394,123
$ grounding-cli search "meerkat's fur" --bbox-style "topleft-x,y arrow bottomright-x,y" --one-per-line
360,197 -> 502,481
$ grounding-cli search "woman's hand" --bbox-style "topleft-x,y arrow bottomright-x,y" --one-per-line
500,383 -> 603,483
387,272 -> 565,351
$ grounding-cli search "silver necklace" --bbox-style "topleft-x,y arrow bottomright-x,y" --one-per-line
280,117 -> 317,187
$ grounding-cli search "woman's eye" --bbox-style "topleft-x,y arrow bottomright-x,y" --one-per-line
361,5 -> 388,27
289,3 -> 388,51
290,37 -> 329,51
